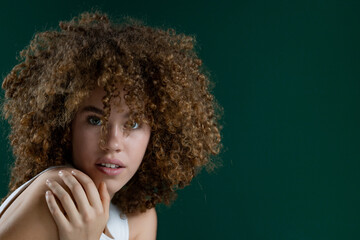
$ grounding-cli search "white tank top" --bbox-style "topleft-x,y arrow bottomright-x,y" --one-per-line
0,166 -> 129,240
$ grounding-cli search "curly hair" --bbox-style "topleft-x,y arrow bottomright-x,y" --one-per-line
1,11 -> 222,214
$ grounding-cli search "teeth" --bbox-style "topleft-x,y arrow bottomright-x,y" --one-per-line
100,163 -> 119,169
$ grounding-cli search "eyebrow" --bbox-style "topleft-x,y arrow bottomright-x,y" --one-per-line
80,106 -> 105,115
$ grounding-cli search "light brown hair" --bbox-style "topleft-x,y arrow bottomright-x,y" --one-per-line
2,11 -> 222,214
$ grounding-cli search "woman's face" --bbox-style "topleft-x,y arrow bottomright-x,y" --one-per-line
71,86 -> 151,198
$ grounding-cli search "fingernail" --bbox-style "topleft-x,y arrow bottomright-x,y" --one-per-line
71,170 -> 76,175
58,170 -> 63,176
46,179 -> 51,186
45,191 -> 52,200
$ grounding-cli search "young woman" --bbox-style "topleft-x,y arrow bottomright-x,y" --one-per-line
0,11 -> 221,240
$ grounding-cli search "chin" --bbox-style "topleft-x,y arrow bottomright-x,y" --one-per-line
105,180 -> 126,197
81,168 -> 127,197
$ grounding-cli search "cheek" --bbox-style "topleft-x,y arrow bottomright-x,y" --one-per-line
129,130 -> 151,163
72,126 -> 99,164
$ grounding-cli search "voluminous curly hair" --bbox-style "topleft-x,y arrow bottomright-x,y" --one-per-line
1,11 -> 221,214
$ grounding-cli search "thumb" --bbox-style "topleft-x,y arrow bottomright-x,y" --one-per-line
99,181 -> 110,213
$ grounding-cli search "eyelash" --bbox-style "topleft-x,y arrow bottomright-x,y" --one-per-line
131,122 -> 139,129
87,116 -> 102,126
86,115 -> 140,130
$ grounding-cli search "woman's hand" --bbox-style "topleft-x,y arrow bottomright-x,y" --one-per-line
45,170 -> 110,240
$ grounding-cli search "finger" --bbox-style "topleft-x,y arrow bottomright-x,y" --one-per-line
45,190 -> 70,231
46,179 -> 79,222
70,170 -> 103,210
58,170 -> 90,214
99,182 -> 110,214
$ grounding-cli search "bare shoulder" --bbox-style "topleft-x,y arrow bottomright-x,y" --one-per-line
128,207 -> 157,240
0,167 -> 74,240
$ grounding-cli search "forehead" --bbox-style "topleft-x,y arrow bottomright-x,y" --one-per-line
90,84 -> 125,98
79,85 -> 127,109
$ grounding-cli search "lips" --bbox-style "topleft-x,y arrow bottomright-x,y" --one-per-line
98,163 -> 121,169
95,158 -> 125,176
96,157 -> 125,167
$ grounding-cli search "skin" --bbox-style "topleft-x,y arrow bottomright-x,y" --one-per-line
70,86 -> 152,197
0,86 -> 157,240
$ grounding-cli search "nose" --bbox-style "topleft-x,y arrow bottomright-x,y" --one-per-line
103,124 -> 124,152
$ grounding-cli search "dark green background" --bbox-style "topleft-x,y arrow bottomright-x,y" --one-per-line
1,0 -> 360,239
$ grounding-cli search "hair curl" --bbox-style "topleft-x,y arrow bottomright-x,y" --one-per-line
1,11 -> 222,214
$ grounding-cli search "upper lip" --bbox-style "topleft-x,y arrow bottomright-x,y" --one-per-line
96,157 -> 125,167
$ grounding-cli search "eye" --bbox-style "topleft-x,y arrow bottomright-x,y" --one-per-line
131,122 -> 139,129
87,116 -> 102,126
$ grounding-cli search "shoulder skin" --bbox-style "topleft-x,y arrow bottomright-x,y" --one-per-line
128,207 -> 157,240
0,167 -> 74,240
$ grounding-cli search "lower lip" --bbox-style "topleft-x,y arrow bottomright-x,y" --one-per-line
96,165 -> 125,176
